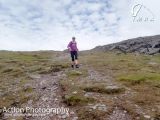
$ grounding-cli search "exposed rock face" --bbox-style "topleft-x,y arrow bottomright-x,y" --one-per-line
93,35 -> 160,55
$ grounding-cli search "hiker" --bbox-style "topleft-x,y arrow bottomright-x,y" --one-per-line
67,37 -> 79,68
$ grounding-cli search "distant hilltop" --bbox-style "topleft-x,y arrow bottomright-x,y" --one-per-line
92,35 -> 160,55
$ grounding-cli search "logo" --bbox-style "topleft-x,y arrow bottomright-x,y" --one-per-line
132,4 -> 155,22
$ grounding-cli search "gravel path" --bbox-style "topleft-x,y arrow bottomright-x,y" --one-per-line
23,64 -> 148,120
107,107 -> 132,120
24,71 -> 77,120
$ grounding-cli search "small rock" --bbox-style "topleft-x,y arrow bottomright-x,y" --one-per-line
42,97 -> 48,101
58,112 -> 69,119
151,108 -> 155,112
84,92 -> 93,97
61,114 -> 68,119
88,103 -> 93,106
105,85 -> 121,90
88,103 -> 107,111
29,74 -> 41,79
72,83 -> 74,85
124,110 -> 127,113
114,96 -> 118,99
72,91 -> 77,94
144,115 -> 151,119
88,108 -> 93,111
97,106 -> 107,111
70,111 -> 75,115
72,117 -> 78,120
54,98 -> 58,101
47,88 -> 51,90
91,105 -> 97,110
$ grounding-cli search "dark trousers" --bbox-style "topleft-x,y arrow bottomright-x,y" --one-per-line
70,51 -> 78,61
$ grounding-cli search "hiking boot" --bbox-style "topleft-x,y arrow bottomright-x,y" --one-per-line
75,65 -> 79,68
71,65 -> 74,68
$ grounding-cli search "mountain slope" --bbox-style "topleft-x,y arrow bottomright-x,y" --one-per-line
93,35 -> 160,55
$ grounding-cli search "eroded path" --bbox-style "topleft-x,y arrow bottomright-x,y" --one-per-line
24,71 -> 77,120
23,63 -> 153,120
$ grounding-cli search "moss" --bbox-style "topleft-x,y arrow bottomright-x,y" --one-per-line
39,64 -> 69,74
1,67 -> 25,78
2,68 -> 13,73
23,87 -> 33,93
67,70 -> 83,77
83,86 -> 125,94
77,108 -> 106,120
63,95 -> 94,106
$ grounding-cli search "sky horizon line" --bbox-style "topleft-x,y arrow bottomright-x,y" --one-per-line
0,34 -> 159,51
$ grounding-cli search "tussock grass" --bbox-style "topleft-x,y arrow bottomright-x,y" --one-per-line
117,72 -> 160,85
0,51 -> 66,119
67,70 -> 83,76
80,51 -> 160,118
77,108 -> 107,120
38,64 -> 69,74
1,50 -> 160,119
63,95 -> 94,106
83,85 -> 125,94
60,70 -> 95,106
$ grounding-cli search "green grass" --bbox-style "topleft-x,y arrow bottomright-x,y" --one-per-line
80,51 -> 160,119
77,108 -> 107,120
67,70 -> 83,76
117,72 -> 160,85
0,50 -> 68,119
0,88 -> 34,108
60,69 -> 96,106
63,95 -> 94,106
83,85 -> 125,94
81,52 -> 160,83
66,68 -> 88,78
0,50 -> 160,119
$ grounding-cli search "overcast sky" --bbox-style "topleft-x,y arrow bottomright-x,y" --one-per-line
0,0 -> 160,51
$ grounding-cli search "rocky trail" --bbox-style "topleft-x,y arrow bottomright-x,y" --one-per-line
22,63 -> 152,120
24,71 -> 78,120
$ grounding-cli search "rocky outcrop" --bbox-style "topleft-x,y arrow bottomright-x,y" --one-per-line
93,35 -> 160,55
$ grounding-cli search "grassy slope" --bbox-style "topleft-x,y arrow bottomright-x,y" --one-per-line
0,51 -> 69,119
88,52 -> 160,118
61,51 -> 160,119
0,51 -> 160,119
82,52 -> 160,84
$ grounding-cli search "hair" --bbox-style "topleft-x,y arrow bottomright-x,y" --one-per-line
72,37 -> 76,39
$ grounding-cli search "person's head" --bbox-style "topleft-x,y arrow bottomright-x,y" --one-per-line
72,37 -> 76,41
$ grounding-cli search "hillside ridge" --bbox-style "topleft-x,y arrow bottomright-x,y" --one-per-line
93,35 -> 160,54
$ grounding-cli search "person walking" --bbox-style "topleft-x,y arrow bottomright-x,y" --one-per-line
67,37 -> 79,68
